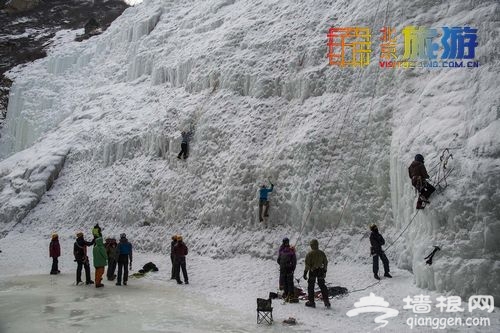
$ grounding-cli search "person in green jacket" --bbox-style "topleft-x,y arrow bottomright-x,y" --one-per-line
303,239 -> 331,309
92,237 -> 108,288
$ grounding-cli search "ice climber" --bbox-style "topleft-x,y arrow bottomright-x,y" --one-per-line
277,237 -> 297,302
258,182 -> 274,222
408,154 -> 436,209
303,239 -> 331,309
177,130 -> 192,159
116,233 -> 133,286
173,235 -> 189,284
170,235 -> 177,280
74,232 -> 95,285
49,233 -> 61,275
105,238 -> 118,281
92,236 -> 108,288
369,224 -> 391,280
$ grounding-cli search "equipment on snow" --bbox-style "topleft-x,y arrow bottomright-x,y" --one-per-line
328,286 -> 348,297
424,246 -> 441,265
138,262 -> 159,274
283,317 -> 297,325
256,298 -> 273,324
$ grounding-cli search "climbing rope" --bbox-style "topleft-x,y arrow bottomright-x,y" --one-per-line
293,20 -> 382,245
384,210 -> 420,252
320,0 -> 392,250
349,280 -> 381,294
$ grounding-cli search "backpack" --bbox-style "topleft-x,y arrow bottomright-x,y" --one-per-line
328,286 -> 348,297
138,262 -> 159,274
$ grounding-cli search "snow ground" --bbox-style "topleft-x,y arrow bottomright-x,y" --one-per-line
0,229 -> 498,333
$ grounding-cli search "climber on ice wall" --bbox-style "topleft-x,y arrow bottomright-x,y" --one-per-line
408,154 -> 436,209
177,130 -> 193,159
258,182 -> 274,222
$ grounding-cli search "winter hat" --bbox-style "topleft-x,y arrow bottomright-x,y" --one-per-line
120,233 -> 127,239
51,233 -> 58,239
309,239 -> 319,250
415,154 -> 424,163
282,237 -> 290,245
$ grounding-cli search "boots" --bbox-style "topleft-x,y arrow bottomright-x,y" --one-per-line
374,274 -> 380,280
416,199 -> 425,209
419,195 -> 430,203
305,301 -> 316,308
384,272 -> 392,278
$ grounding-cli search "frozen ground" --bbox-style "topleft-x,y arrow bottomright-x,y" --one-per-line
0,228 -> 499,333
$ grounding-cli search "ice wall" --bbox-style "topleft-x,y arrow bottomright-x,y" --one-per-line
0,0 -> 498,303
0,3 -> 162,157
0,0 -> 394,231
0,144 -> 68,233
388,5 -> 500,303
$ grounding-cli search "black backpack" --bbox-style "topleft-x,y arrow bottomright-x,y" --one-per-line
138,262 -> 159,274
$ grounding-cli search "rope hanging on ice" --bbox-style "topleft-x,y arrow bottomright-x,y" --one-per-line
293,0 -> 390,248
384,210 -> 420,252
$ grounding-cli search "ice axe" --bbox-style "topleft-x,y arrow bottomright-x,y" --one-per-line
424,246 -> 441,265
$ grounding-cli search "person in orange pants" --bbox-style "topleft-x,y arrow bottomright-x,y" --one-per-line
92,236 -> 108,288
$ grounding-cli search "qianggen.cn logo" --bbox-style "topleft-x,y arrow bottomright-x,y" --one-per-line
327,26 -> 479,69
346,293 -> 493,330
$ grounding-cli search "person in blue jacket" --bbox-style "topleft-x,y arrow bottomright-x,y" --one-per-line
259,182 -> 274,222
116,233 -> 133,286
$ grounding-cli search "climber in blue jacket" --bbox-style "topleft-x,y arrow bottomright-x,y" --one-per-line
259,182 -> 274,222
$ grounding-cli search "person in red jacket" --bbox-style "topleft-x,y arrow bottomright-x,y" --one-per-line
49,233 -> 61,275
173,235 -> 188,284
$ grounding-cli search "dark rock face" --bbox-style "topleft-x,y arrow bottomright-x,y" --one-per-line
5,0 -> 40,12
0,0 -> 129,131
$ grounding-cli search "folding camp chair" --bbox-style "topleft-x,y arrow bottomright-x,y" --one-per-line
256,298 -> 273,324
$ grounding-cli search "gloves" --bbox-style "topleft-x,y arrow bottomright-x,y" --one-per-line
303,270 -> 308,281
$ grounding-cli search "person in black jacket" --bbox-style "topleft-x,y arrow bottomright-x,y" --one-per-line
177,131 -> 192,159
173,236 -> 188,284
369,224 -> 391,280
73,232 -> 95,285
277,237 -> 297,301
170,235 -> 177,280
408,154 -> 436,209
